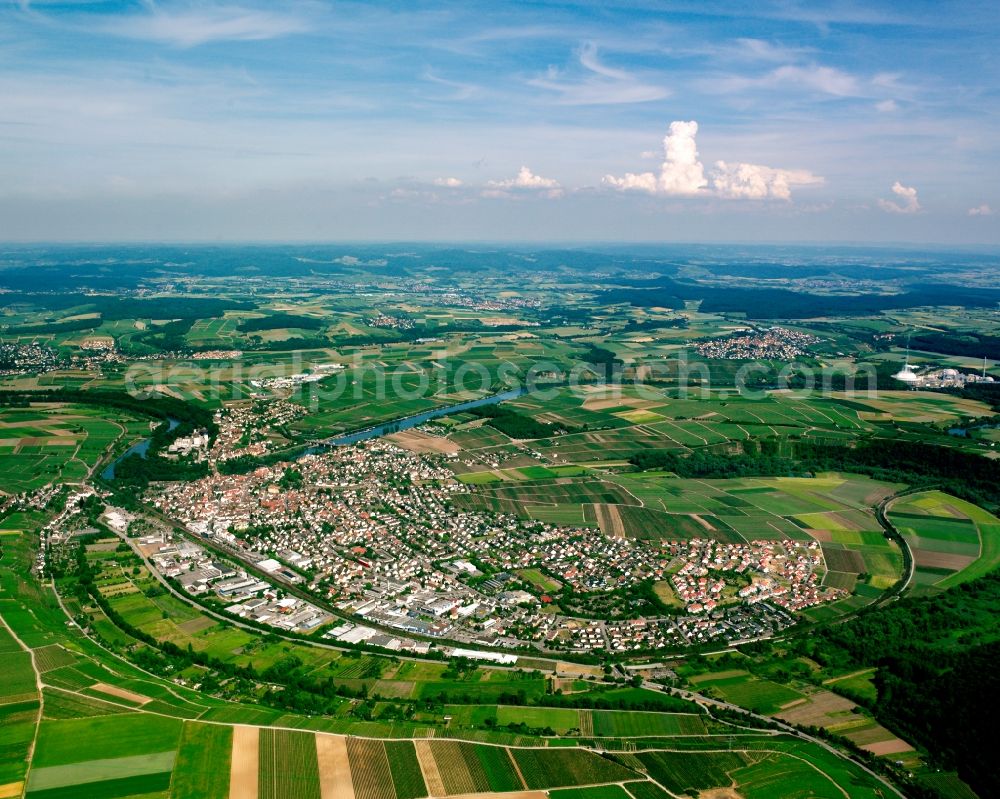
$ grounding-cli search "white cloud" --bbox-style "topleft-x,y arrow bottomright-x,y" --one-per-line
104,6 -> 309,48
603,120 -> 707,196
433,177 -> 463,187
733,38 -> 810,63
709,63 -> 861,98
712,161 -> 824,200
528,42 -> 668,106
766,64 -> 859,96
486,166 -> 563,198
878,181 -> 921,214
875,99 -> 898,113
968,204 -> 994,216
490,166 -> 559,189
605,121 -> 822,201
421,70 -> 479,102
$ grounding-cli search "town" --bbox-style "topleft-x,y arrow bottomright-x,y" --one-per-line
695,326 -> 821,361
145,440 -> 845,653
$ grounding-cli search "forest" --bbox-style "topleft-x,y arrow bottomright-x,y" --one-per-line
801,572 -> 1000,799
600,278 -> 1000,319
629,437 -> 1000,511
909,330 -> 1000,360
468,404 -> 575,439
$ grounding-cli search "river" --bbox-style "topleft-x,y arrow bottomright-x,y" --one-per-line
303,386 -> 527,453
102,387 -> 526,479
101,417 -> 180,480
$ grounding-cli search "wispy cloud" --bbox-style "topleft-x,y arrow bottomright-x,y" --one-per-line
731,38 -> 813,63
528,42 -> 668,105
103,4 -> 310,48
421,69 -> 480,102
712,63 -> 861,97
968,203 -> 993,216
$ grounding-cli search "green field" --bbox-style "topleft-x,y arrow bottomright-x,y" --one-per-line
590,710 -> 707,737
259,728 -> 321,799
170,722 -> 232,799
31,714 -> 183,768
889,490 -> 1000,592
638,750 -> 748,795
0,698 -> 40,786
0,406 -> 127,493
495,705 -> 580,733
512,748 -> 638,789
690,671 -> 805,714
384,741 -> 428,799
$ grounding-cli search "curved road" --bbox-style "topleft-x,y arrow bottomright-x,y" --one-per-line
633,675 -> 908,799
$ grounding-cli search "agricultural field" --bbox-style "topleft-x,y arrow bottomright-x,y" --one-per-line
171,722 -> 232,799
26,714 -> 182,798
889,490 -> 1000,592
839,391 -> 996,425
550,786 -> 634,799
0,405 -> 127,493
590,710 -> 707,737
0,618 -> 39,795
688,671 -> 806,714
775,687 -> 912,757
495,705 -> 581,734
258,728 -> 322,799
438,385 -> 954,481
511,747 -> 638,789
638,750 -> 752,796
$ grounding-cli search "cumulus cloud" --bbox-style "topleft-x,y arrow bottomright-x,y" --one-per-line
433,177 -> 463,187
605,121 -> 821,201
712,161 -> 824,200
104,6 -> 309,48
968,203 -> 993,216
603,121 -> 707,196
486,166 -> 563,198
878,181 -> 921,214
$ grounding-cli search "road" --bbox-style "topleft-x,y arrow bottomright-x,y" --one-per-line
631,673 -> 908,799
872,487 -> 925,601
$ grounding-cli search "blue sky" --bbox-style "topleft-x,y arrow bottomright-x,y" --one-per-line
1,0 -> 998,243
